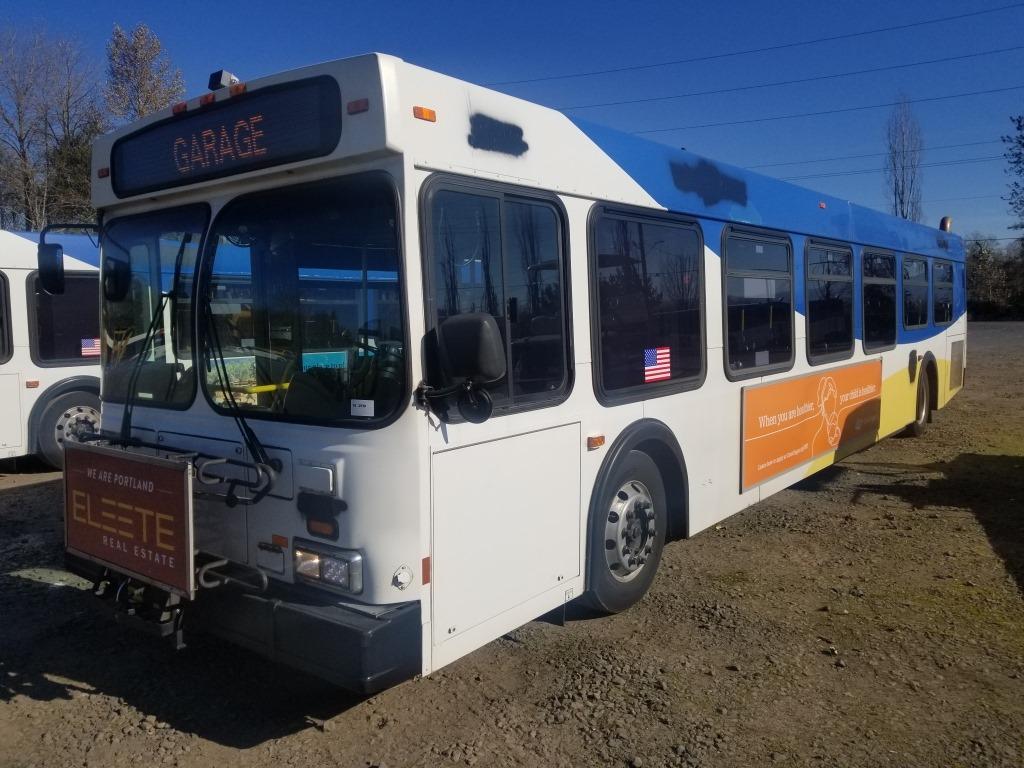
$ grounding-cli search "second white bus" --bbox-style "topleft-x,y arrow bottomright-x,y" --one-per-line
1,230 -> 101,466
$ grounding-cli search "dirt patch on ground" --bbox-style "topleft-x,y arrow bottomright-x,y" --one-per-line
1,323 -> 1022,768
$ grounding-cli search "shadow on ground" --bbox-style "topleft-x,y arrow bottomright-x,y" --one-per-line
801,453 -> 1024,595
0,480 -> 365,749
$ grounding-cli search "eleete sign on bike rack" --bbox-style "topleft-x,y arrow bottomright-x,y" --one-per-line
63,442 -> 195,597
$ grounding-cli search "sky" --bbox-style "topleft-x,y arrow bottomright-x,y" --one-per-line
3,0 -> 1022,240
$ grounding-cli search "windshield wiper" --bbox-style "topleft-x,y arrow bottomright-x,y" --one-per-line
119,233 -> 193,444
202,295 -> 279,502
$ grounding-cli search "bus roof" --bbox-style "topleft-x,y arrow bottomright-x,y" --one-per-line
0,230 -> 99,271
567,117 -> 963,262
90,53 -> 962,262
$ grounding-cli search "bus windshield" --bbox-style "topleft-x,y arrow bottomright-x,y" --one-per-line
201,175 -> 404,424
101,205 -> 208,406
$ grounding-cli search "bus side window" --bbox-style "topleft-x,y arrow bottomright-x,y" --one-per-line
933,260 -> 954,325
723,231 -> 793,377
0,271 -> 10,365
426,184 -> 569,413
805,244 -> 854,364
592,211 -> 703,398
863,252 -> 896,351
902,256 -> 929,329
30,273 -> 100,366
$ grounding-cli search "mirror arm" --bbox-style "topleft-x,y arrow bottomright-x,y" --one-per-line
40,222 -> 99,244
414,380 -> 463,409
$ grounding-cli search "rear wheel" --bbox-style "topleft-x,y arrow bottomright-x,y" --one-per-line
583,450 -> 667,613
38,391 -> 100,468
906,371 -> 930,437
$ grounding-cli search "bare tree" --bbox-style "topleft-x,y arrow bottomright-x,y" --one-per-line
105,23 -> 184,124
965,233 -> 1008,307
0,29 -> 105,230
0,30 -> 51,230
883,95 -> 924,223
45,38 -> 106,222
1004,114 -> 1024,230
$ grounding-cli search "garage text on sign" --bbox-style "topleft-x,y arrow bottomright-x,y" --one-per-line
172,114 -> 268,177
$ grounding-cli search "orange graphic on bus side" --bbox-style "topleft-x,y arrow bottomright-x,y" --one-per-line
741,359 -> 882,491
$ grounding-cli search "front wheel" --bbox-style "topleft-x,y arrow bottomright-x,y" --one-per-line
38,391 -> 101,468
583,450 -> 667,614
905,372 -> 930,437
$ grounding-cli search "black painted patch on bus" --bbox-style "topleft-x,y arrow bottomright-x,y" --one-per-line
468,113 -> 529,156
671,159 -> 747,207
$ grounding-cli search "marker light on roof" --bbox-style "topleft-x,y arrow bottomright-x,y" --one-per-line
199,93 -> 216,107
172,101 -> 187,115
229,82 -> 247,97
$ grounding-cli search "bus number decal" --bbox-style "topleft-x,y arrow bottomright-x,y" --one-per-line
741,359 -> 882,491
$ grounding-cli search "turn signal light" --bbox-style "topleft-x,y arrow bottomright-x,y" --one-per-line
25,380 -> 39,389
413,106 -> 437,122
307,517 -> 338,539
587,435 -> 606,451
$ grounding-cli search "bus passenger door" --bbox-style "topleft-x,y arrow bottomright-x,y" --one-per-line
423,183 -> 582,670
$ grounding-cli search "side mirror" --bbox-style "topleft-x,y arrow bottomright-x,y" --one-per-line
102,256 -> 132,302
435,312 -> 506,423
37,243 -> 65,295
437,312 -> 506,384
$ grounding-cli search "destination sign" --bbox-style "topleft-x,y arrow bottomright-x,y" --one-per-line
111,76 -> 342,197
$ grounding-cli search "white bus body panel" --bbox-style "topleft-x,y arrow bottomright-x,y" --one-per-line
0,231 -> 98,459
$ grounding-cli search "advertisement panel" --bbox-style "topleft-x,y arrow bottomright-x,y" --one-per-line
741,359 -> 882,491
64,443 -> 194,597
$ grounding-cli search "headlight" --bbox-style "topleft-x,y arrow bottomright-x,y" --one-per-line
293,541 -> 363,594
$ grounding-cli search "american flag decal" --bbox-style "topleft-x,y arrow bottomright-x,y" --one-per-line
80,338 -> 101,358
643,347 -> 671,382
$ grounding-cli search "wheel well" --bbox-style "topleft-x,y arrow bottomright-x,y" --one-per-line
926,359 -> 939,413
590,419 -> 689,546
635,438 -> 687,541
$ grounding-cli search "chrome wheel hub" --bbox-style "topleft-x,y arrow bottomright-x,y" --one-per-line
55,405 -> 100,447
603,480 -> 655,583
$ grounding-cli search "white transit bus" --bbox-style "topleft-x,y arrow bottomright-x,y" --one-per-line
0,230 -> 101,466
40,54 -> 966,693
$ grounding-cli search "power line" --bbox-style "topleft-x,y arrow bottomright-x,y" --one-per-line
780,154 -> 1004,181
489,3 -> 1024,86
923,194 -> 1004,203
747,140 -> 1003,169
635,84 -> 1024,134
560,46 -> 1024,110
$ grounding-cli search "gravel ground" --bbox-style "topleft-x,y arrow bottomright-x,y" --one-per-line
1,322 -> 1022,768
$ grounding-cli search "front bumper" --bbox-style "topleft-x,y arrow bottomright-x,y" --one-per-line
190,585 -> 422,695
68,551 -> 421,695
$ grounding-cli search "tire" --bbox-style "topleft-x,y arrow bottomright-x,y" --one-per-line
37,391 -> 101,468
583,450 -> 667,614
905,371 -> 930,437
